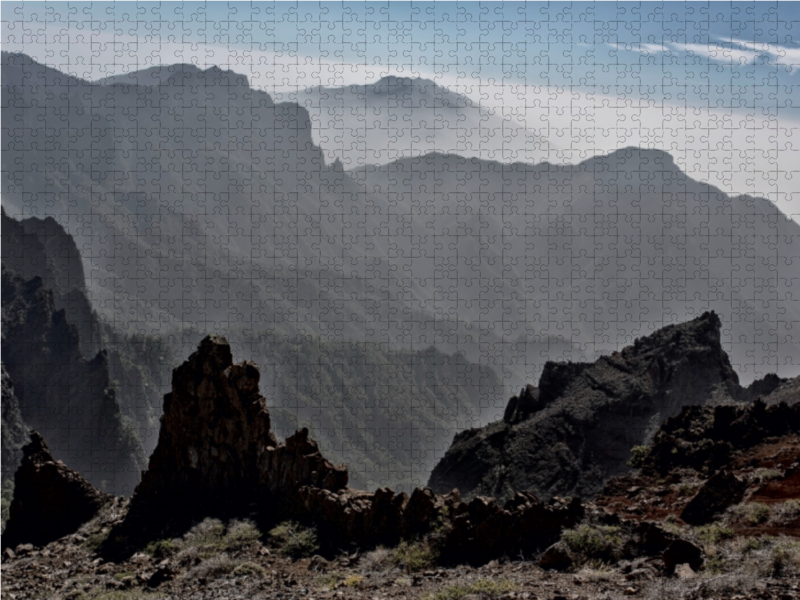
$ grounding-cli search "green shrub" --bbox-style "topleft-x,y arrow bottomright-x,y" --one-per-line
232,561 -> 266,578
315,572 -> 346,591
771,500 -> 800,525
390,540 -> 438,573
696,524 -> 735,545
181,518 -> 261,557
423,579 -> 518,600
562,524 -> 622,561
144,539 -> 178,560
269,521 -> 319,558
627,445 -> 649,469
732,503 -> 772,526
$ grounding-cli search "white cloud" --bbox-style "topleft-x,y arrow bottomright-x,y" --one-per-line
609,42 -> 667,54
730,39 -> 800,72
671,42 -> 757,65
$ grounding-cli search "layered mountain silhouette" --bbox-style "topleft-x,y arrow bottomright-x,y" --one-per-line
4,53 -> 797,390
3,54 -> 800,497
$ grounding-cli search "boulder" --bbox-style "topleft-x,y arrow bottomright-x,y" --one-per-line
2,431 -> 112,549
662,539 -> 704,574
680,470 -> 747,525
538,541 -> 574,571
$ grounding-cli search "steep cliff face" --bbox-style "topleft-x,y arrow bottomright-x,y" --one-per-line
1,265 -> 145,495
429,312 -> 743,502
1,208 -> 99,357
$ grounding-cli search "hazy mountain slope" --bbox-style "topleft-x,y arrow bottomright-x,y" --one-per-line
350,150 -> 800,382
246,330 -> 503,491
5,53 -> 796,388
2,52 -> 575,389
1,211 -> 175,458
280,76 -> 553,169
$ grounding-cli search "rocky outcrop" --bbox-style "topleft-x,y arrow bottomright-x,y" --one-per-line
125,335 -> 348,528
1,265 -> 145,495
1,364 -> 27,484
2,431 -> 112,549
116,336 -> 581,565
642,398 -> 800,476
429,312 -> 743,502
680,470 -> 747,525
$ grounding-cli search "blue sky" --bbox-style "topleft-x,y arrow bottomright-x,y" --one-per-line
4,2 -> 798,111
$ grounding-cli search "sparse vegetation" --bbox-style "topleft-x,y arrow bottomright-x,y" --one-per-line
423,578 -> 518,600
185,553 -> 238,580
90,592 -> 168,600
268,521 -> 319,558
754,468 -> 783,482
144,538 -> 179,559
358,546 -> 393,572
232,561 -> 266,578
696,524 -> 735,545
82,529 -> 111,553
561,524 -> 622,562
627,445 -> 649,469
728,502 -> 772,526
180,518 -> 261,557
315,572 -> 347,590
771,499 -> 800,526
676,483 -> 694,496
391,540 -> 439,573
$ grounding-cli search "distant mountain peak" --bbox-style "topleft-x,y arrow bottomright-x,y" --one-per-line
97,63 -> 250,88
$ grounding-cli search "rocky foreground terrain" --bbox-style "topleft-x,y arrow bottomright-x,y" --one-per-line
3,317 -> 800,599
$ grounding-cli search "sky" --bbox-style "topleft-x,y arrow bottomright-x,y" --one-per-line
2,1 -> 800,218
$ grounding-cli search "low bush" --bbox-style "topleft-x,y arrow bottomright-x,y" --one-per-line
232,561 -> 266,578
144,539 -> 178,560
696,524 -> 735,545
627,446 -> 649,469
391,540 -> 438,573
269,521 -> 319,558
561,524 -> 622,562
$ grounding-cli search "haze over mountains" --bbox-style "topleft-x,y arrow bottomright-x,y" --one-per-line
278,76 -> 554,169
3,52 -> 800,489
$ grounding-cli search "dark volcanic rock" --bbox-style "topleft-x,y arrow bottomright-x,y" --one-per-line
643,399 -> 800,476
116,336 -> 581,565
679,470 -> 748,525
124,335 -> 348,529
2,431 -> 112,549
429,312 -> 742,502
1,265 -> 145,495
1,208 -> 99,357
